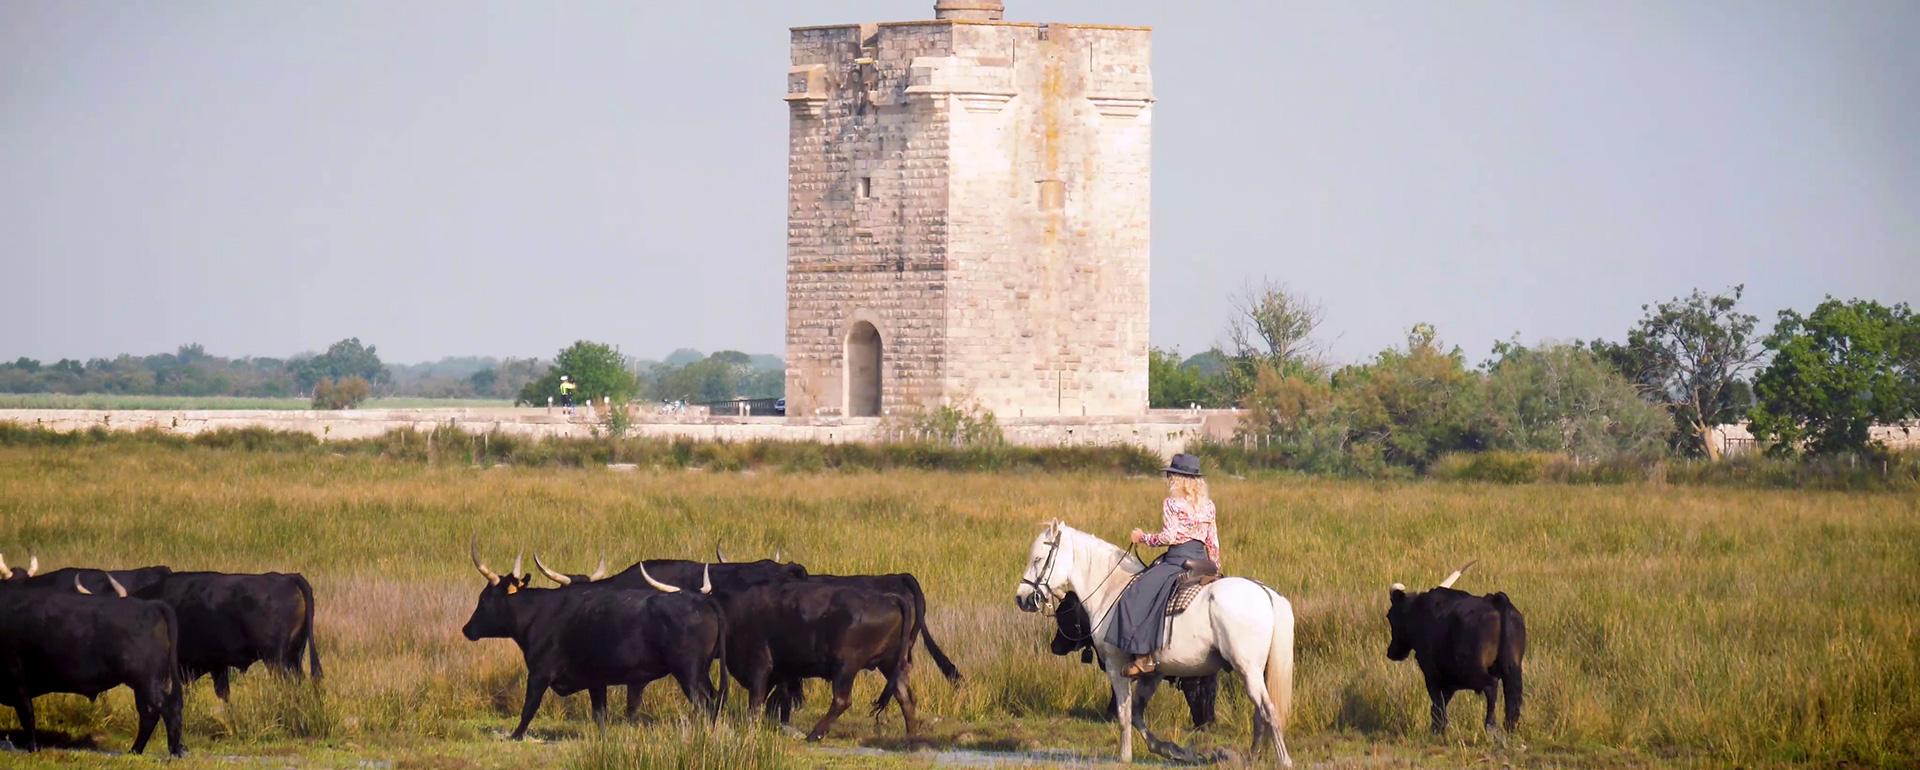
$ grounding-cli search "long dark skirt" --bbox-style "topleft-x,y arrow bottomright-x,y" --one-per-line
1107,540 -> 1210,656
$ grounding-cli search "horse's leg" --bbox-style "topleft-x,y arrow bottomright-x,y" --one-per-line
1132,675 -> 1195,762
1105,663 -> 1134,763
1215,600 -> 1292,768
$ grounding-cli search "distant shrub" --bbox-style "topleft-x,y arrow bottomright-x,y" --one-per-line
311,377 -> 371,410
1431,451 -> 1555,484
880,403 -> 1004,447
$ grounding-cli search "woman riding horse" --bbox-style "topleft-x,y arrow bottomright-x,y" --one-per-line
1113,453 -> 1218,678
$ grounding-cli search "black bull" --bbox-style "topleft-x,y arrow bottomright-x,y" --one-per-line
0,590 -> 186,756
547,557 -> 962,714
1386,585 -> 1527,734
132,572 -> 324,701
1049,591 -> 1217,728
717,580 -> 917,741
461,571 -> 729,740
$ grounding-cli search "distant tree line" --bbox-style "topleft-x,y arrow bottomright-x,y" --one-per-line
1154,282 -> 1919,470
503,343 -> 784,407
2,338 -> 789,411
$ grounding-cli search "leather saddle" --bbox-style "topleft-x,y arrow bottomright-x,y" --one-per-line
1165,558 -> 1221,616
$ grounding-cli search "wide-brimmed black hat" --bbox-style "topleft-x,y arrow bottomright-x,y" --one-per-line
1163,453 -> 1203,477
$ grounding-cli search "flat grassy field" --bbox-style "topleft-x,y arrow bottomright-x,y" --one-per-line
0,441 -> 1914,769
0,394 -> 514,410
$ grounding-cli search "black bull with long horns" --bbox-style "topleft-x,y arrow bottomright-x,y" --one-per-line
463,543 -> 731,740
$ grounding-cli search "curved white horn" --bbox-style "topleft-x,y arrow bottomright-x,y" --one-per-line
1438,559 -> 1477,589
589,556 -> 608,582
701,563 -> 713,595
533,554 -> 572,586
0,552 -> 10,578
636,563 -> 680,593
511,552 -> 524,580
469,536 -> 500,585
1390,582 -> 1406,593
74,575 -> 93,595
107,573 -> 127,598
26,554 -> 37,577
772,549 -> 783,564
714,544 -> 727,563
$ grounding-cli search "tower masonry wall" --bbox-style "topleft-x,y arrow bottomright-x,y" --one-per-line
784,13 -> 1152,420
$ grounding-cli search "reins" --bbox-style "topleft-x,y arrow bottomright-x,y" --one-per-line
1047,539 -> 1143,646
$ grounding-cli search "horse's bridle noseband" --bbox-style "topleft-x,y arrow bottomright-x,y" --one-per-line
1019,531 -> 1066,617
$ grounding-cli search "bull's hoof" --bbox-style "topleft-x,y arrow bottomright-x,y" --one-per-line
805,733 -> 826,743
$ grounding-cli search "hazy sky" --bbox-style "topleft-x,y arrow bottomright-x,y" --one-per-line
3,1 -> 1915,366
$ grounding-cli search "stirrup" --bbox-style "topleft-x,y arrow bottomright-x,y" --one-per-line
1125,655 -> 1157,678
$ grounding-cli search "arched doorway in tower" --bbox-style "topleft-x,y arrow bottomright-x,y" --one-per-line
845,321 -> 882,417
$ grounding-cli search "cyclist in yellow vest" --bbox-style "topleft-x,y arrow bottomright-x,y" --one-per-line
559,375 -> 577,414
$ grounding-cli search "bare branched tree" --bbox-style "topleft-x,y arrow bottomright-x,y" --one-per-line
1226,279 -> 1326,370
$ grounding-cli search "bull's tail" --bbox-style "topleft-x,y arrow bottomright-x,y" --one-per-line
904,575 -> 961,683
295,574 -> 323,680
707,595 -> 730,722
1263,590 -> 1294,736
869,594 -> 916,718
1491,592 -> 1526,729
158,602 -> 184,718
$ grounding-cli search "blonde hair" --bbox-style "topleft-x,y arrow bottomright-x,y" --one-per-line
1169,474 -> 1210,511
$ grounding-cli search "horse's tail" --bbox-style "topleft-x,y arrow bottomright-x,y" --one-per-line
1264,590 -> 1294,734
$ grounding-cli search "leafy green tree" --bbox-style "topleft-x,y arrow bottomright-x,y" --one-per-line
516,341 -> 637,406
1590,286 -> 1761,459
291,338 -> 390,393
1149,348 -> 1213,408
1237,363 -> 1351,472
1335,324 -> 1484,472
1482,342 -> 1668,460
1748,298 -> 1918,455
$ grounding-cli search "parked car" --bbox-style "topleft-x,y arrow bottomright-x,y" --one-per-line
774,398 -> 786,415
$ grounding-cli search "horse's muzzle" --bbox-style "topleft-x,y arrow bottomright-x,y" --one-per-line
1015,592 -> 1041,613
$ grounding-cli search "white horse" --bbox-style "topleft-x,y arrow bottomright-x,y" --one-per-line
1014,520 -> 1295,766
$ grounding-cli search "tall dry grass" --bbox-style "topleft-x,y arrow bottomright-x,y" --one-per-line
0,441 -> 1914,768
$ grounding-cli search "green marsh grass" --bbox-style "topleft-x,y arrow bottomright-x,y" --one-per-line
0,440 -> 1914,768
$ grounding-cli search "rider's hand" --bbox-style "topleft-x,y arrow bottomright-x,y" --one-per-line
1129,528 -> 1146,544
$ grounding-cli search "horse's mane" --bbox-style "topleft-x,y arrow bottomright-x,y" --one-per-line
1058,523 -> 1147,574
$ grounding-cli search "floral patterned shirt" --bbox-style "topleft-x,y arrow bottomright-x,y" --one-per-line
1142,496 -> 1220,565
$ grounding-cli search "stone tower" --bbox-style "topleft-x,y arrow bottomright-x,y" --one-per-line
783,1 -> 1152,419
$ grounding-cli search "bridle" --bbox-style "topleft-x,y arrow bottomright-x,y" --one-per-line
1022,528 -> 1142,638
1019,530 -> 1067,617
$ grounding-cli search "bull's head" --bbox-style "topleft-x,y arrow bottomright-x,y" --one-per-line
1048,592 -> 1092,658
462,538 -> 528,641
1015,520 -> 1071,614
1385,583 -> 1412,660
0,552 -> 37,582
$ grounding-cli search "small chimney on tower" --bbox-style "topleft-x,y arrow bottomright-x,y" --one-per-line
934,0 -> 1004,21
